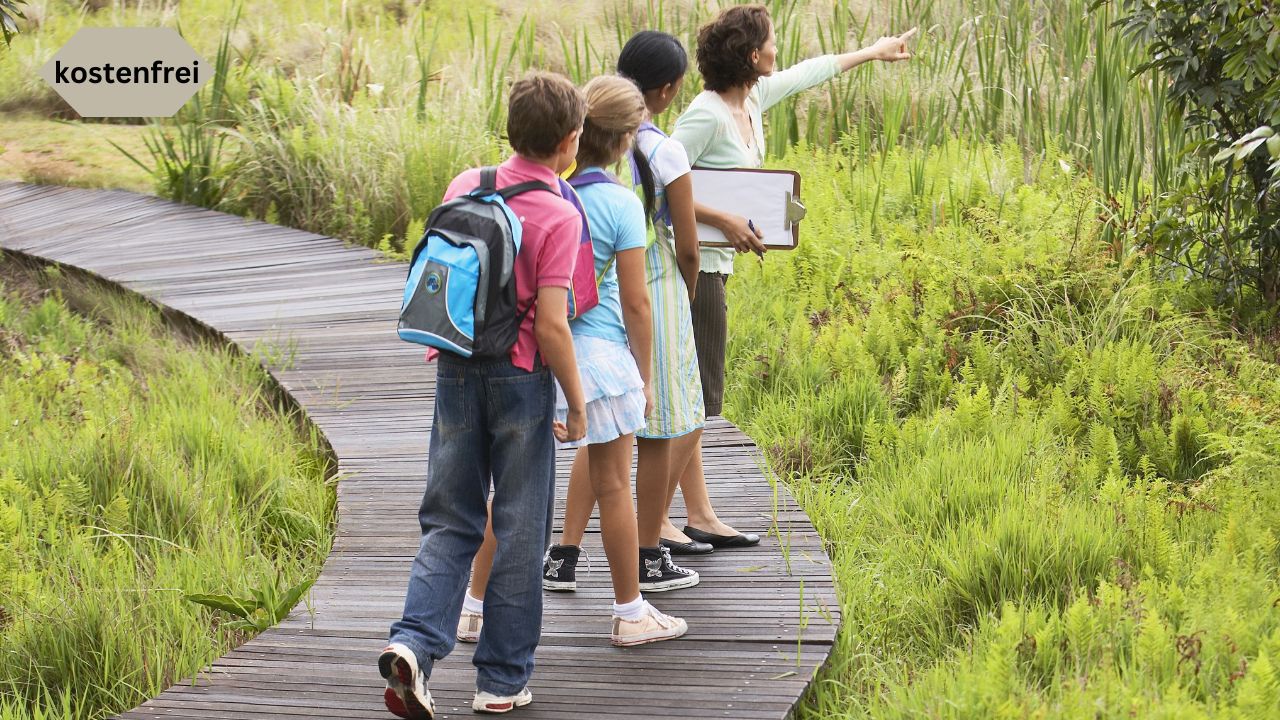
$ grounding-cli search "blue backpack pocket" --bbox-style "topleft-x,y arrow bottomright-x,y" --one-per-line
398,231 -> 482,356
398,167 -> 552,358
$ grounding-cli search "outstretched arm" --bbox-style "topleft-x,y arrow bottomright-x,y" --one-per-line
758,28 -> 918,111
835,27 -> 918,71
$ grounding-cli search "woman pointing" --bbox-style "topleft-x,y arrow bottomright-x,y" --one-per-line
660,5 -> 916,553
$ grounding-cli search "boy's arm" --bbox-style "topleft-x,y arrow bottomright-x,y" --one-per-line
533,210 -> 587,440
534,286 -> 586,442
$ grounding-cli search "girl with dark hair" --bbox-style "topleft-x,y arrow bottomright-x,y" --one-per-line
543,30 -> 707,594
662,5 -> 915,552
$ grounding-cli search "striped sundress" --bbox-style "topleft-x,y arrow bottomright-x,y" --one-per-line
633,124 -> 705,439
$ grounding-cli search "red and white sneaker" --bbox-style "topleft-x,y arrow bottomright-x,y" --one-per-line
472,687 -> 533,714
378,643 -> 435,719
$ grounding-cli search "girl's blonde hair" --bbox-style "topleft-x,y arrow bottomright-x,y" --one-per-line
576,75 -> 646,169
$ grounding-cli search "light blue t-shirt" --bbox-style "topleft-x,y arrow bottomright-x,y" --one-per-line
570,169 -> 648,343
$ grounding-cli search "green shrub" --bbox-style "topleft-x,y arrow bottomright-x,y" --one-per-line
1112,0 -> 1280,315
723,141 -> 1280,717
0,259 -> 334,719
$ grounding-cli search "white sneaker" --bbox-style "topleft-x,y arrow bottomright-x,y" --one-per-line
378,643 -> 435,719
457,608 -> 483,643
611,602 -> 688,647
472,686 -> 533,714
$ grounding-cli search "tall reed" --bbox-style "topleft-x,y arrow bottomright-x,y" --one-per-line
3,0 -> 1177,250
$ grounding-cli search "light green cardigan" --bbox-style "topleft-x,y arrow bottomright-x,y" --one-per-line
672,55 -> 840,274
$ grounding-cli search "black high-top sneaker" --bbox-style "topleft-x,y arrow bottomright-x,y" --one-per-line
638,546 -> 700,592
542,544 -> 580,591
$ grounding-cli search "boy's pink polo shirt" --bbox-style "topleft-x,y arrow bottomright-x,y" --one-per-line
426,155 -> 582,371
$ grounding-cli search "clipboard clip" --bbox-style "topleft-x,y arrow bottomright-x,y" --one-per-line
785,191 -> 807,231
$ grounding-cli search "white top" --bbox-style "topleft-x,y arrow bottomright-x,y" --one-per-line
635,126 -> 692,202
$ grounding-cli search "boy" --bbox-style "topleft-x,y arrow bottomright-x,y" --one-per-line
380,71 -> 589,718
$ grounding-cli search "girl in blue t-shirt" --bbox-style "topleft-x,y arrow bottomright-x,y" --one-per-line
546,75 -> 688,646
547,36 -> 705,611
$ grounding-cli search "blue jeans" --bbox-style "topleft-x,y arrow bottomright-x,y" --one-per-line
388,354 -> 556,696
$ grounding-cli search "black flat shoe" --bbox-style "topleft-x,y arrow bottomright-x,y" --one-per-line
659,537 -> 714,555
684,525 -> 761,548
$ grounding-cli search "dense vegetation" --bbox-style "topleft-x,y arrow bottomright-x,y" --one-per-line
4,0 -> 1280,717
1,0 -> 1181,252
733,140 -> 1280,718
0,258 -> 333,719
1112,0 -> 1280,317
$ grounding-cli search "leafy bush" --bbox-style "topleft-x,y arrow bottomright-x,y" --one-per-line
0,0 -> 24,46
1112,0 -> 1280,313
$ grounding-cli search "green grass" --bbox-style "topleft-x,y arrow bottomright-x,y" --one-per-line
0,256 -> 335,720
0,114 -> 152,192
723,141 -> 1280,718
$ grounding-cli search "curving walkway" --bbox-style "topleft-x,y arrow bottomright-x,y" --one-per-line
0,181 -> 839,720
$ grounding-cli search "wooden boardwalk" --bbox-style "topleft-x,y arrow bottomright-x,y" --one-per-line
0,181 -> 839,720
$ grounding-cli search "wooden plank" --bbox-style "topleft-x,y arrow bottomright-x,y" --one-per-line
0,181 -> 840,720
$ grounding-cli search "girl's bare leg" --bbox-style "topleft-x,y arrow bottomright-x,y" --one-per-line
657,429 -> 702,542
665,433 -> 744,539
468,505 -> 496,600
589,435 -> 641,603
559,448 -> 594,547
635,437 -> 671,547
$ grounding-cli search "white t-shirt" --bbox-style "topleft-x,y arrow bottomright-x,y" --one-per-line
634,127 -> 691,218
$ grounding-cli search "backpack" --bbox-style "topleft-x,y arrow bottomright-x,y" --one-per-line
556,175 -> 604,319
564,169 -> 621,291
398,167 -> 555,358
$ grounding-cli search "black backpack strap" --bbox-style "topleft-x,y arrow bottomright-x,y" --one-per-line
478,166 -> 498,194
469,170 -> 554,200
513,294 -> 535,329
498,180 -> 555,200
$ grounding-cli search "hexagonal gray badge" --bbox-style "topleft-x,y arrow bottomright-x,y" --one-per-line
39,28 -> 209,118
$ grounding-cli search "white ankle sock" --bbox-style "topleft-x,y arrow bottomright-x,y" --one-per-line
612,596 -> 646,621
463,593 -> 484,614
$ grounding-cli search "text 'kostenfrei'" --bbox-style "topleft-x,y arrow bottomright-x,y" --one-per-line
52,60 -> 200,85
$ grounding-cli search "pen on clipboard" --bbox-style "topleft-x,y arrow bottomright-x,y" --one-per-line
747,219 -> 764,261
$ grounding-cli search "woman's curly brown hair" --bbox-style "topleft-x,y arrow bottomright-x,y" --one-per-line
695,5 -> 772,93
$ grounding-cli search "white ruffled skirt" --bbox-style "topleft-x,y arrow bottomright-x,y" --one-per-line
554,334 -> 647,448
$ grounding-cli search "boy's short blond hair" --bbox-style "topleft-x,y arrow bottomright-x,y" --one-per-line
507,71 -> 587,159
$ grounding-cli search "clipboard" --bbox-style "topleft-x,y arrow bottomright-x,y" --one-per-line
690,168 -> 806,249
